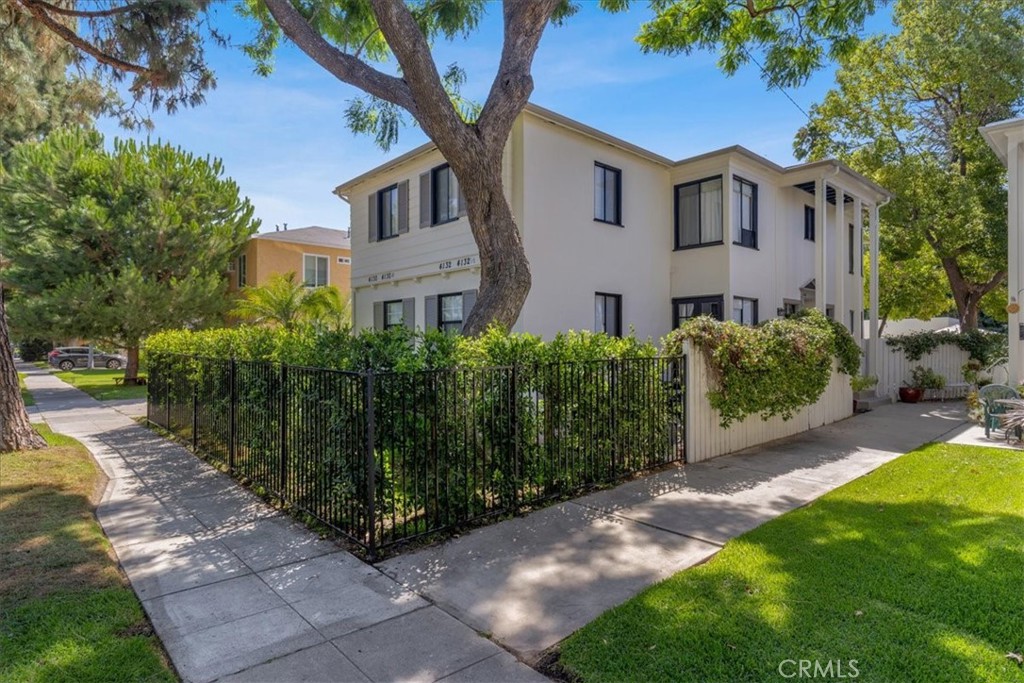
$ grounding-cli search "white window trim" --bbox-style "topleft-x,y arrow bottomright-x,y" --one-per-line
302,253 -> 330,287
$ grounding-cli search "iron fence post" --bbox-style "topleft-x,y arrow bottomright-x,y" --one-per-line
510,364 -> 520,513
228,358 -> 237,474
192,369 -> 199,450
166,357 -> 171,429
364,369 -> 377,560
279,364 -> 288,494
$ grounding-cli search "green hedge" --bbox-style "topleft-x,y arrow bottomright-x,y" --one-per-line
143,323 -> 661,370
884,329 -> 1007,367
663,309 -> 860,427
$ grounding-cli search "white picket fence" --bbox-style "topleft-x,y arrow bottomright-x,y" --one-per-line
871,342 -> 978,400
684,349 -> 853,463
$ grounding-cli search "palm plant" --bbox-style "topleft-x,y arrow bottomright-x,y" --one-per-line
233,272 -> 350,330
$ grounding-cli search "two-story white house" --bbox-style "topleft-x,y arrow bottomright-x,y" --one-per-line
334,104 -> 890,366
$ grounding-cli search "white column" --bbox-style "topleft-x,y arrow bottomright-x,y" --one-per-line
1009,136 -> 1021,385
835,188 -> 846,328
853,195 -> 864,341
868,202 -> 880,378
815,177 -> 827,311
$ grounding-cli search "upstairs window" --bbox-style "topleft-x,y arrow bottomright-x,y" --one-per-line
732,297 -> 758,326
431,164 -> 460,225
804,205 -> 816,241
594,292 -> 622,337
378,184 -> 400,240
732,177 -> 757,248
676,176 -> 723,248
594,162 -> 622,225
849,223 -> 856,274
439,293 -> 464,334
303,254 -> 329,287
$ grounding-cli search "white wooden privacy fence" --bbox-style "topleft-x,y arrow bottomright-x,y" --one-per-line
684,348 -> 853,463
870,342 -> 977,400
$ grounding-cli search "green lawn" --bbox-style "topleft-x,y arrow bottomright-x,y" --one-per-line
54,369 -> 147,401
18,372 -> 34,407
0,425 -> 175,683
560,443 -> 1024,683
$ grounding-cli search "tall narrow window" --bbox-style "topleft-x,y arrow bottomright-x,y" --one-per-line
732,177 -> 757,248
849,223 -> 856,274
732,297 -> 758,326
383,300 -> 404,330
303,254 -> 328,287
431,164 -> 459,225
672,296 -> 724,328
675,176 -> 723,248
804,206 -> 816,241
594,292 -> 622,336
378,184 -> 400,239
594,162 -> 622,225
237,254 -> 247,288
438,293 -> 464,333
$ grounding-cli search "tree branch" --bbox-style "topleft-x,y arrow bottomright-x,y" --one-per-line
18,0 -> 154,78
21,0 -> 155,19
263,0 -> 417,114
369,0 -> 464,145
477,0 -> 561,149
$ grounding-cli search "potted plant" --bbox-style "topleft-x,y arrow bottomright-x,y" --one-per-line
899,366 -> 945,403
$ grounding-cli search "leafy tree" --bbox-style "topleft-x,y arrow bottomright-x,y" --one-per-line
0,128 -> 259,381
869,247 -> 949,335
233,272 -> 351,330
796,0 -> 1024,329
0,0 -> 112,450
15,0 -> 882,334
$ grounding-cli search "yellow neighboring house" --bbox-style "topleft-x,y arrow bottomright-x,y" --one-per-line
229,225 -> 352,294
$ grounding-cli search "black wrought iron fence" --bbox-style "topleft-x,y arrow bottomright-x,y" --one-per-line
147,353 -> 686,558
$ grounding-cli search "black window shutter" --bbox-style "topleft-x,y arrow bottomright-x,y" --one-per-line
372,301 -> 384,330
419,172 -> 431,228
397,180 -> 410,234
402,298 -> 416,331
424,295 -> 439,330
368,193 -> 378,243
461,290 -> 477,332
457,177 -> 467,218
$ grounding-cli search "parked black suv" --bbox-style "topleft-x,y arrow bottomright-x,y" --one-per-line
48,347 -> 127,371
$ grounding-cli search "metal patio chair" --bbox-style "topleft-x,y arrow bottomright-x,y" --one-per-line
979,384 -> 1020,438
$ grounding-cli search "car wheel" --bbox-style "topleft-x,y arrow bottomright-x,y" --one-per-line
106,359 -> 121,370
59,360 -> 75,371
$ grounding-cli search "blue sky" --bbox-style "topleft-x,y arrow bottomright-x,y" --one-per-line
96,3 -> 894,235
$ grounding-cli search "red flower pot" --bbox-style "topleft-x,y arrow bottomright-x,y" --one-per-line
899,387 -> 923,403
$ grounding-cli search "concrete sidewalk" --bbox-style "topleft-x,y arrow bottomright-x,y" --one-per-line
20,365 -> 546,683
380,402 -> 970,662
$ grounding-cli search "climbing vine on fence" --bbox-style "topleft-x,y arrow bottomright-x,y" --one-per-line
884,329 -> 1007,366
663,309 -> 860,428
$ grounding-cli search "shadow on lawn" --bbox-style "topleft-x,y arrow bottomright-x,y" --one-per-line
559,496 -> 1024,683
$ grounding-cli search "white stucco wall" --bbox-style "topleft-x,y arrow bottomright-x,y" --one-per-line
517,115 -> 672,341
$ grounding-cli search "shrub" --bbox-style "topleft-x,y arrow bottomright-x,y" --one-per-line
851,374 -> 878,392
908,365 -> 945,390
663,309 -> 860,427
17,338 -> 51,362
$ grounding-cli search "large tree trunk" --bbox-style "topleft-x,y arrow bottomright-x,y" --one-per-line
940,256 -> 1005,331
125,345 -> 140,382
0,292 -> 46,451
452,153 -> 531,335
